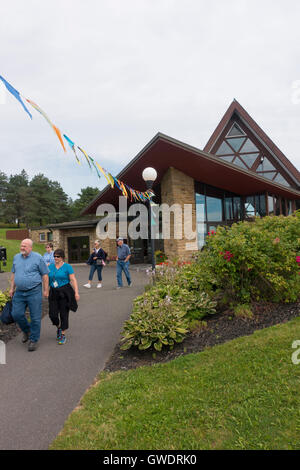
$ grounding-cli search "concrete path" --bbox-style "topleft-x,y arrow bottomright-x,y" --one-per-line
0,264 -> 150,450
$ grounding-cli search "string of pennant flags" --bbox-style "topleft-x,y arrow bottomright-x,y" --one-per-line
0,75 -> 155,202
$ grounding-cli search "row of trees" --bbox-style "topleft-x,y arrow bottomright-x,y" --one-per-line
0,170 -> 99,227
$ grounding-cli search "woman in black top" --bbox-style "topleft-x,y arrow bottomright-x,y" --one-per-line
83,240 -> 107,289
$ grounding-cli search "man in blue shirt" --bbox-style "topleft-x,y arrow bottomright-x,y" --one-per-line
116,237 -> 131,289
9,239 -> 49,351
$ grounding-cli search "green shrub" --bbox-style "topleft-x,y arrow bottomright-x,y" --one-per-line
121,296 -> 188,351
233,304 -> 253,319
121,265 -> 217,351
199,212 -> 300,303
0,290 -> 10,311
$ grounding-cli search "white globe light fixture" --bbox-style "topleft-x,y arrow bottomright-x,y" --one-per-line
142,167 -> 157,271
142,167 -> 157,188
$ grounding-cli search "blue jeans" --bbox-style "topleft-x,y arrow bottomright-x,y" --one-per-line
116,260 -> 131,287
12,284 -> 43,343
89,264 -> 103,281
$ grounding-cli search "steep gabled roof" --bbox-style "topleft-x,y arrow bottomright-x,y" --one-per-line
83,132 -> 300,215
203,99 -> 300,187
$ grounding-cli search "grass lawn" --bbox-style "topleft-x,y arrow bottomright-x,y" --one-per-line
51,316 -> 300,450
0,229 -> 45,273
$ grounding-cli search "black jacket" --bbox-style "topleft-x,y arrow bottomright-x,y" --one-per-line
48,283 -> 78,316
87,248 -> 107,265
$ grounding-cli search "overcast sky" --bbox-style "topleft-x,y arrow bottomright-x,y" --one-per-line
1,0 -> 300,201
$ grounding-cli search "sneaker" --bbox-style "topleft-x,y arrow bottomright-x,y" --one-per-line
116,286 -> 122,289
58,334 -> 66,345
28,341 -> 38,352
22,331 -> 30,343
97,283 -> 102,288
83,283 -> 91,288
128,283 -> 132,287
57,328 -> 62,341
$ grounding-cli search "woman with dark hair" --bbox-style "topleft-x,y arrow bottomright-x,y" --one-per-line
48,249 -> 80,345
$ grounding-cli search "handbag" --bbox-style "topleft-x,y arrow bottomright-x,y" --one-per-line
0,300 -> 14,325
96,259 -> 105,266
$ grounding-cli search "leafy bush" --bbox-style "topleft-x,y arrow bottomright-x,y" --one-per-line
121,262 -> 217,351
0,290 -> 10,311
121,295 -> 188,351
200,212 -> 300,303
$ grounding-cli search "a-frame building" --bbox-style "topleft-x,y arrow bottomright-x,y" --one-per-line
30,100 -> 300,263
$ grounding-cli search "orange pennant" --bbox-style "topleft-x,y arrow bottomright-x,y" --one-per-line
52,125 -> 66,153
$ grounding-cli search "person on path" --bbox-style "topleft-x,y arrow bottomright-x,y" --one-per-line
84,240 -> 107,289
48,249 -> 80,345
43,242 -> 55,267
116,237 -> 131,289
9,238 -> 49,352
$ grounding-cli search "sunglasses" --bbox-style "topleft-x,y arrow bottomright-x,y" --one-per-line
54,255 -> 61,258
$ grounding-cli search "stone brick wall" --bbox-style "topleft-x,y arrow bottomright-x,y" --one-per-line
55,228 -> 96,261
30,228 -> 52,245
161,167 -> 198,260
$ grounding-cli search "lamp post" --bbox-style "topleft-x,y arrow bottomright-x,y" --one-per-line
142,167 -> 157,271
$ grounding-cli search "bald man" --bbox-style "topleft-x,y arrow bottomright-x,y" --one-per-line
10,239 -> 49,351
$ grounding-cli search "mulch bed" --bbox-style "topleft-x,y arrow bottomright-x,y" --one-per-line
104,301 -> 300,372
0,301 -> 49,344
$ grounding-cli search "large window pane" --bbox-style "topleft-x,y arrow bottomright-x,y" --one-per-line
259,195 -> 266,217
196,193 -> 205,222
195,192 -> 206,249
268,196 -> 274,215
288,200 -> 293,215
225,197 -> 233,220
206,196 -> 223,221
233,197 -> 242,220
275,197 -> 281,215
244,196 -> 255,217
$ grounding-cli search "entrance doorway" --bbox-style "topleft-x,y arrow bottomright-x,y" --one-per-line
67,236 -> 90,263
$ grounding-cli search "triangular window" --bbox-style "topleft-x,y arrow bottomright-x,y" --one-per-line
273,173 -> 290,187
257,171 -> 276,181
227,137 -> 246,152
240,153 -> 259,168
256,157 -> 276,171
216,141 -> 234,155
240,138 -> 259,153
219,155 -> 235,163
227,123 -> 245,137
232,157 -> 248,170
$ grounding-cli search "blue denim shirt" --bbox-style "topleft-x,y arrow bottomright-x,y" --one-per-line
12,252 -> 49,291
43,251 -> 55,266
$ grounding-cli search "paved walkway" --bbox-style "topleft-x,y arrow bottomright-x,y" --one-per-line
0,264 -> 150,450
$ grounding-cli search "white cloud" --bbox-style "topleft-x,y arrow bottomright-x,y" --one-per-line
1,0 -> 300,199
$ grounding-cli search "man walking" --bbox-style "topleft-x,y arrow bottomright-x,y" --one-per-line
116,237 -> 131,289
9,239 -> 49,351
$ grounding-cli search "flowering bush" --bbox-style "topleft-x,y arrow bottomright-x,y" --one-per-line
155,250 -> 168,264
200,211 -> 300,303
